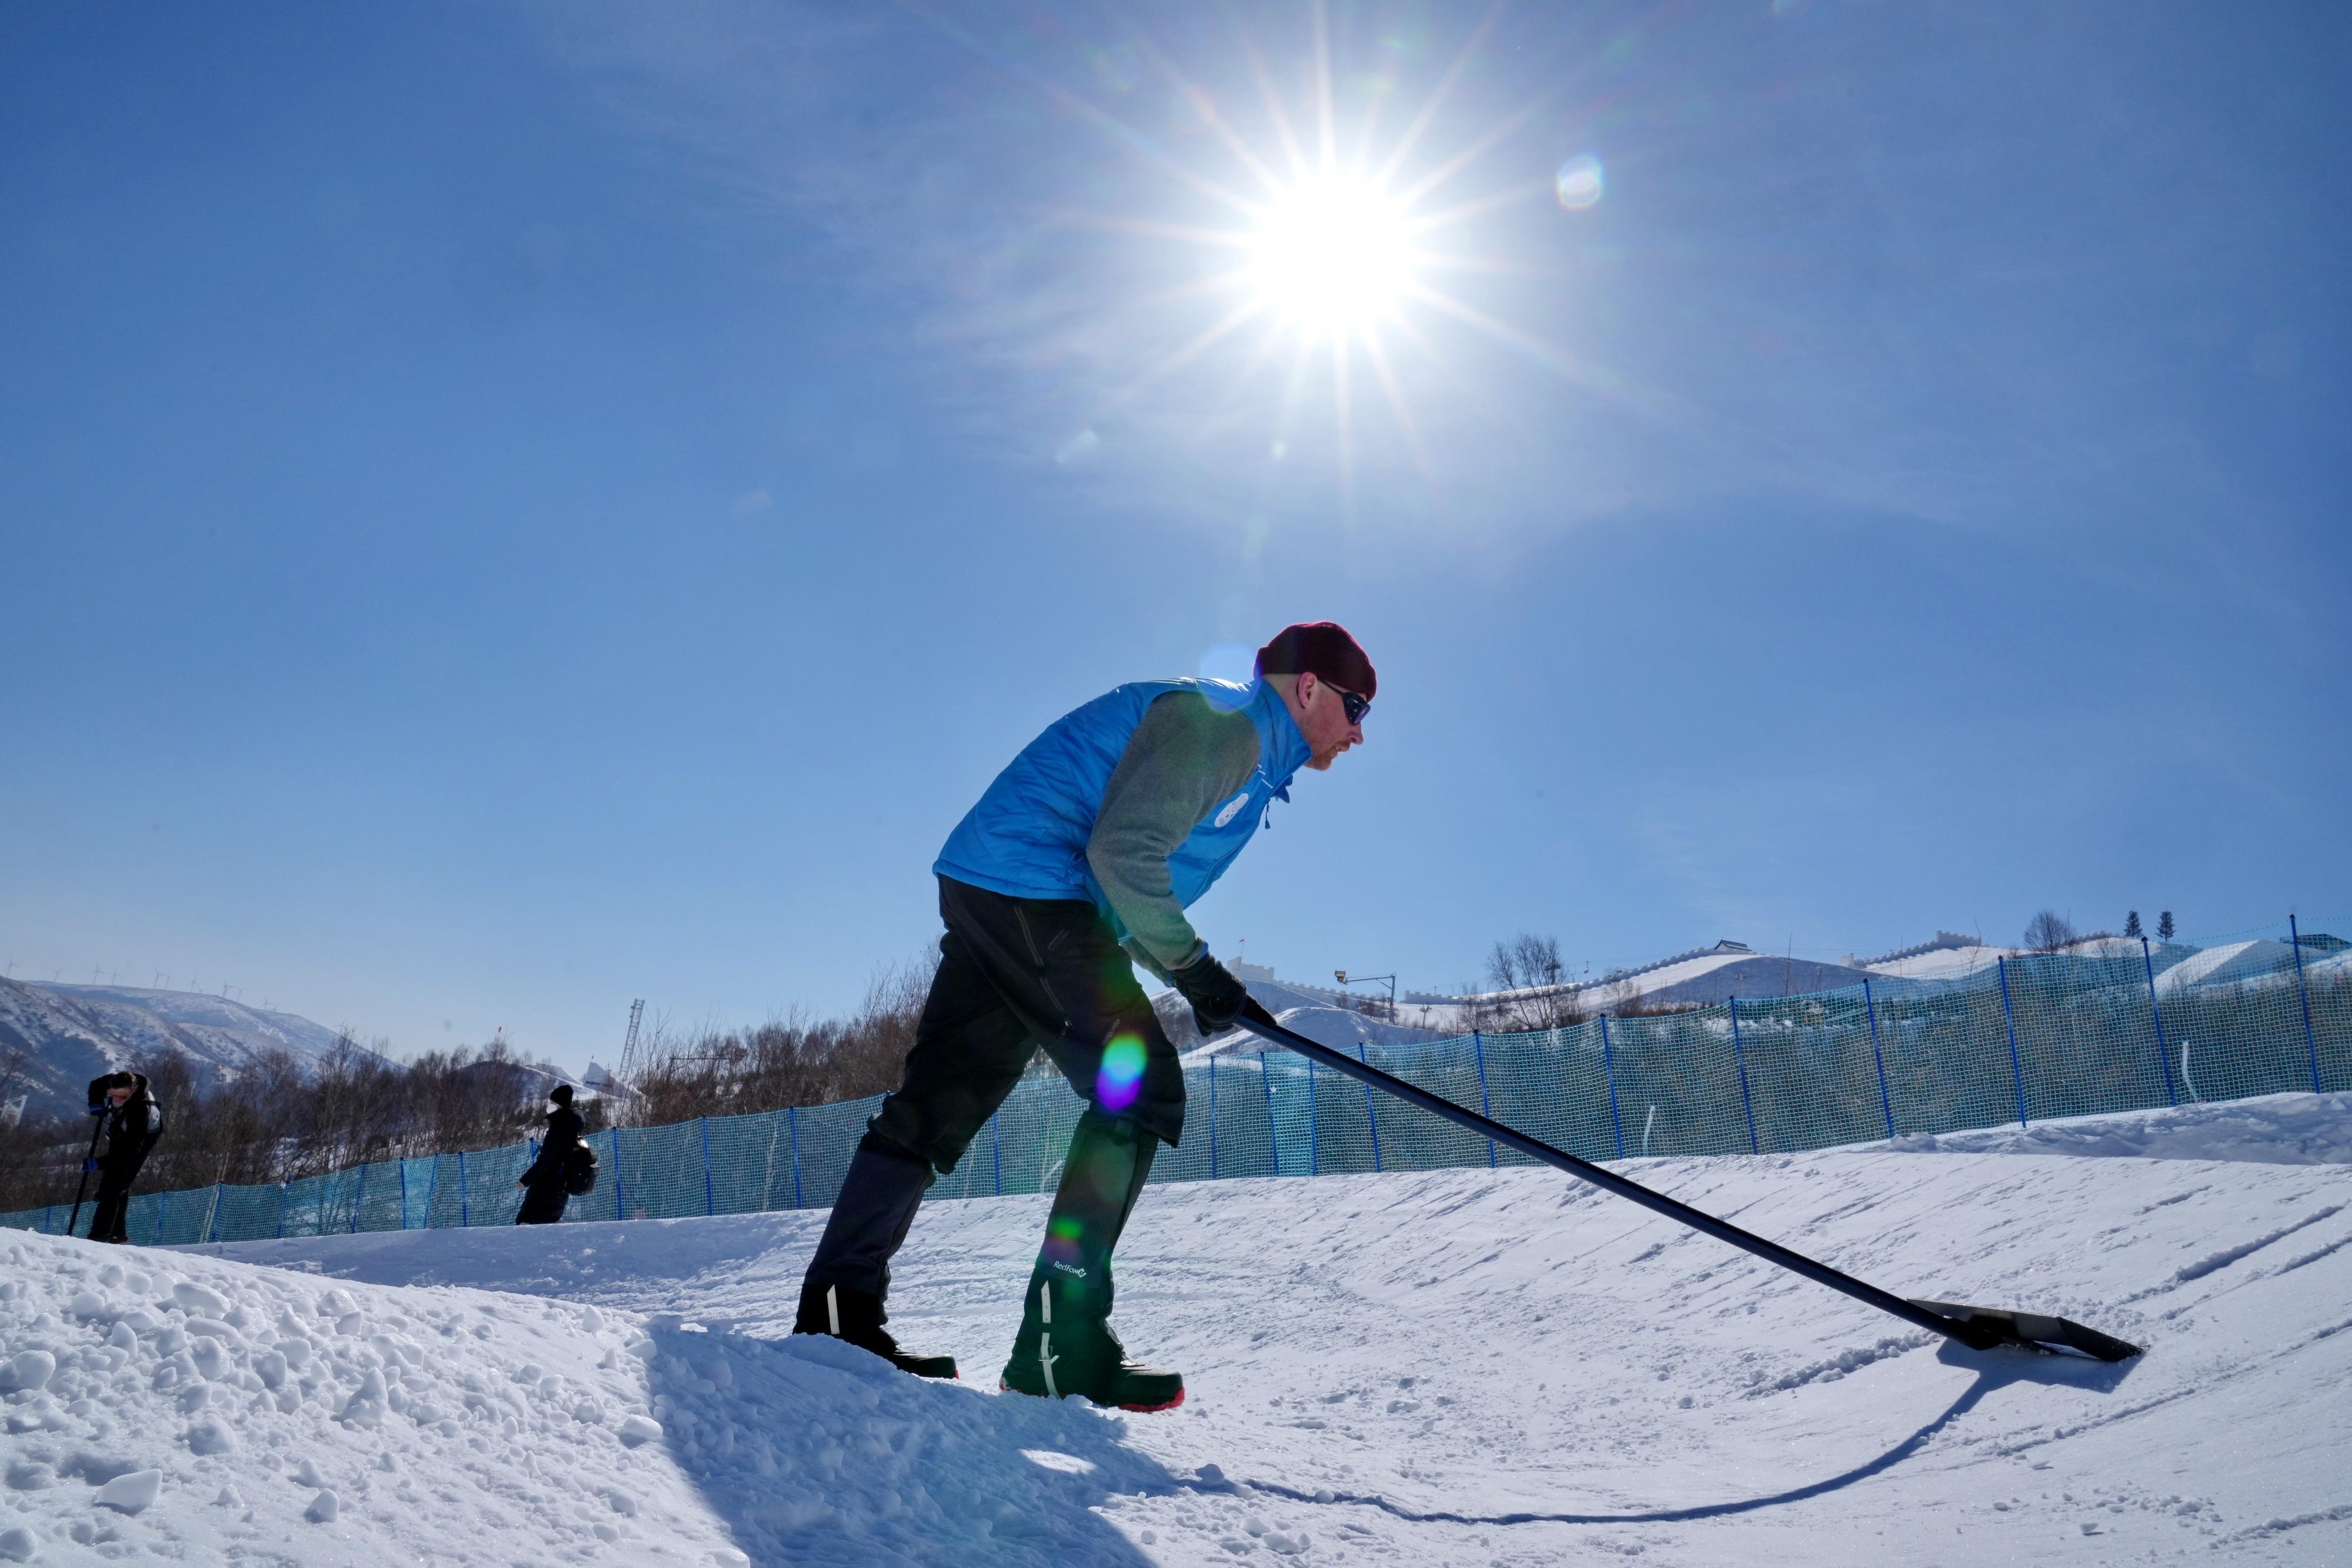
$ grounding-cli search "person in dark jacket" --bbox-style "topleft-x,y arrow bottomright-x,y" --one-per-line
515,1084 -> 586,1225
85,1071 -> 164,1245
793,622 -> 1375,1410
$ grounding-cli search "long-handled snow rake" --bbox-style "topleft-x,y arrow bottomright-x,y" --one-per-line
1235,1014 -> 2141,1362
64,1107 -> 106,1241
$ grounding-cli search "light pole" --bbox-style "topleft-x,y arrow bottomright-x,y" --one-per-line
1334,969 -> 1397,1021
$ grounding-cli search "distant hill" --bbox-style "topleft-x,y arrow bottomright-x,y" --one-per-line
1152,977 -> 1448,1061
0,979 -> 370,1118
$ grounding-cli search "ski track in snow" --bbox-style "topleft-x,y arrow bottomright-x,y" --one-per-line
0,1094 -> 2343,1564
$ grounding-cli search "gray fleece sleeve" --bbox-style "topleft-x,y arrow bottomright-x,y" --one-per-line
1086,691 -> 1262,974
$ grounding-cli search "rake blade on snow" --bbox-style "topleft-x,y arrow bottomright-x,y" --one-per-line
1909,1300 -> 2143,1362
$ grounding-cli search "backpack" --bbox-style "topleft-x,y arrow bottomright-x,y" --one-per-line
563,1143 -> 599,1196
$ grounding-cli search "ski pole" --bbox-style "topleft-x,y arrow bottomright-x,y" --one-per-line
65,1108 -> 106,1239
1233,1012 -> 2138,1360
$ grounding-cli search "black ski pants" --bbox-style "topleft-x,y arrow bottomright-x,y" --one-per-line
873,876 -> 1186,1167
802,875 -> 1186,1300
88,1139 -> 155,1245
515,1181 -> 570,1225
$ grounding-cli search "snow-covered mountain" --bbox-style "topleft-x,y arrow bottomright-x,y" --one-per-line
0,979 -> 366,1118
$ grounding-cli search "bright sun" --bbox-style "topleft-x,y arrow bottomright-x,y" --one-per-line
1249,174 -> 1416,337
1001,7 -> 1607,500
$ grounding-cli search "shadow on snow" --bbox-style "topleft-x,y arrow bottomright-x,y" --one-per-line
640,1321 -> 1170,1564
1215,1338 -> 2144,1529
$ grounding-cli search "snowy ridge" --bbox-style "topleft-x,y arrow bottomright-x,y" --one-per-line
1858,931 -> 1982,968
0,980 -> 365,1116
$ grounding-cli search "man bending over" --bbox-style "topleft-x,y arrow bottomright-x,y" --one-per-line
793,621 -> 1375,1410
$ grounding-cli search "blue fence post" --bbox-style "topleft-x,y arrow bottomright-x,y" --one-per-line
276,1181 -> 289,1239
457,1152 -> 470,1228
207,1183 -> 224,1245
1259,1052 -> 1278,1176
398,1159 -> 410,1230
1472,1030 -> 1498,1168
2143,937 -> 2177,1105
1729,998 -> 1760,1155
610,1129 -> 628,1221
349,1164 -> 365,1233
1863,980 -> 1895,1139
2291,915 -> 2323,1094
1305,1057 -> 1319,1176
1208,1057 -> 1220,1181
1357,1045 -> 1383,1172
1997,957 -> 2030,1126
778,1111 -> 796,1211
699,1118 -> 716,1216
1598,1018 -> 1625,1161
990,1111 -> 1002,1198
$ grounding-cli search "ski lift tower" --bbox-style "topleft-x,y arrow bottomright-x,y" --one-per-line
614,998 -> 646,1088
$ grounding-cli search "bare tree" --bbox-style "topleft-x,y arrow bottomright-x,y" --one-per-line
2023,910 -> 2080,954
627,950 -> 941,1125
1469,933 -> 1589,1034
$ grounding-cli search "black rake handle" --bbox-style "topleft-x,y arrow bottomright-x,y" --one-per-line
1233,1013 -> 2012,1353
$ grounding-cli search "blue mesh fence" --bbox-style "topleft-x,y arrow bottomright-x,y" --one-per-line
7,923 -> 2347,1243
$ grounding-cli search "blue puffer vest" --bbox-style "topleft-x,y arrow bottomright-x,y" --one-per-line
934,677 -> 1311,928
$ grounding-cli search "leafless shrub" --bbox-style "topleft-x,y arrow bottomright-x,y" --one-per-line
624,951 -> 941,1126
1611,992 -> 1704,1018
2023,910 -> 2080,954
0,942 -> 949,1211
0,1034 -> 587,1213
1467,933 -> 1591,1034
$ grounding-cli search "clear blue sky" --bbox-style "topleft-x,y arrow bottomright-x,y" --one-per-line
4,2 -> 2346,1072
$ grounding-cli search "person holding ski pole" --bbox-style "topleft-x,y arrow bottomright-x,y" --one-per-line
794,621 -> 1374,1410
83,1071 -> 163,1245
516,1083 -> 586,1225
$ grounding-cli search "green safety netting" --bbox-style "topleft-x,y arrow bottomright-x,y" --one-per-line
8,922 -> 2345,1244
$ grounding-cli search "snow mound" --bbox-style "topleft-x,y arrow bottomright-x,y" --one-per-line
2151,939 -> 2303,995
0,1231 -> 1195,1564
1873,1091 -> 2352,1164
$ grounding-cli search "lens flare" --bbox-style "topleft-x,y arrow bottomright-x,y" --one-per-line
1094,1033 -> 1149,1112
1251,174 -> 1416,336
1555,154 -> 1605,210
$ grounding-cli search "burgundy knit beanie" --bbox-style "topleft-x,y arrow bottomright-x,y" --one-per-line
1255,621 -> 1377,700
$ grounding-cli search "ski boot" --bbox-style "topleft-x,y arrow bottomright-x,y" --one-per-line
794,1281 -> 958,1380
998,1272 -> 1184,1412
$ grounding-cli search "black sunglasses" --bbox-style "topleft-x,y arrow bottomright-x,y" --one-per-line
1332,687 -> 1369,725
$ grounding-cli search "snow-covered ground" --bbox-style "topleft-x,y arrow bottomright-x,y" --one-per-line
1877,1090 -> 2352,1165
4,1098 -> 2348,1565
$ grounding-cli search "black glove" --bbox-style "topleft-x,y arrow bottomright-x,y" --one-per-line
1171,952 -> 1255,1035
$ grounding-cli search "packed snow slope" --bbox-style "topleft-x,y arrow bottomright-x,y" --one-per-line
2,1098 -> 2346,1566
